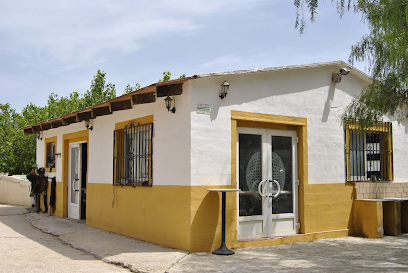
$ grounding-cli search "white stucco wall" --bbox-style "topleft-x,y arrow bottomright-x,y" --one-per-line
37,82 -> 192,187
189,65 -> 408,186
35,64 -> 408,188
391,122 -> 408,182
37,121 -> 85,182
88,82 -> 192,186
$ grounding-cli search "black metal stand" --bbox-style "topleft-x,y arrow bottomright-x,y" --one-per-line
212,191 -> 235,255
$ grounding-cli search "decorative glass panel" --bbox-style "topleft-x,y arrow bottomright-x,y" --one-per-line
239,134 -> 262,216
70,147 -> 79,204
271,136 -> 293,214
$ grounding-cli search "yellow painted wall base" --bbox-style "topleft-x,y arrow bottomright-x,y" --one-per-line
84,182 -> 358,252
232,229 -> 352,249
85,184 -> 237,252
302,183 -> 355,234
86,183 -> 192,251
353,200 -> 383,238
47,176 -> 359,252
190,186 -> 238,252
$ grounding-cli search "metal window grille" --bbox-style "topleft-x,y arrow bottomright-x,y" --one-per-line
345,122 -> 392,182
113,122 -> 153,187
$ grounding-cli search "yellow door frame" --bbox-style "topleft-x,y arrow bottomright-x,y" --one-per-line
231,110 -> 308,240
62,130 -> 89,217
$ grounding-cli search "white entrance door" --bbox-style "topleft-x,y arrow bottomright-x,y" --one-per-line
68,143 -> 82,219
237,128 -> 299,240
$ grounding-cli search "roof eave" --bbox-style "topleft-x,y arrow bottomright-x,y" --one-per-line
21,77 -> 194,135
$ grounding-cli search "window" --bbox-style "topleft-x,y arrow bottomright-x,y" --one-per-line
345,122 -> 393,182
113,121 -> 153,187
44,137 -> 57,173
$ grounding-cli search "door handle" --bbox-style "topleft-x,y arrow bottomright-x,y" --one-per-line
72,179 -> 80,192
258,180 -> 268,197
258,179 -> 281,198
270,179 -> 281,198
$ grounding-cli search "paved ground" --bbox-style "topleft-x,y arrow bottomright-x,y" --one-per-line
0,205 -> 130,272
1,204 -> 407,273
169,236 -> 408,272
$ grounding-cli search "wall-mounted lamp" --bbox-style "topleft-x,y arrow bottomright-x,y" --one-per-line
55,153 -> 62,158
85,120 -> 93,130
164,96 -> 176,113
332,68 -> 350,83
36,132 -> 42,140
219,80 -> 230,99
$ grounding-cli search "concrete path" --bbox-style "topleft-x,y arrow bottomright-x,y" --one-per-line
1,204 -> 408,272
24,209 -> 188,273
0,205 -> 130,272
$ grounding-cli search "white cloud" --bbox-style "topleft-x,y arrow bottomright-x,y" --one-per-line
0,0 -> 260,73
0,0 -> 370,112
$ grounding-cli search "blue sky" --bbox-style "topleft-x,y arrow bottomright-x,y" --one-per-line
0,0 -> 369,112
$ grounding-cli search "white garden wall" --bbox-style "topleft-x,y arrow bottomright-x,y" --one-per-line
0,174 -> 33,206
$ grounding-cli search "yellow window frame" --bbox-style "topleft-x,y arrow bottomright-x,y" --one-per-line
44,136 -> 57,173
345,122 -> 393,182
113,115 -> 153,187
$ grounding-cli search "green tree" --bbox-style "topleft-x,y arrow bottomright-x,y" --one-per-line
295,0 -> 408,128
0,70 -> 119,174
21,102 -> 47,125
82,70 -> 116,107
46,92 -> 83,118
158,71 -> 187,82
158,71 -> 171,82
123,83 -> 141,94
0,104 -> 36,174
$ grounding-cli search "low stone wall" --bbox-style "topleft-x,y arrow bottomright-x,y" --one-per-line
354,182 -> 408,200
0,174 -> 33,206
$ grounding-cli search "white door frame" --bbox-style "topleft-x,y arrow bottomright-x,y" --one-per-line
237,128 -> 299,240
68,141 -> 86,219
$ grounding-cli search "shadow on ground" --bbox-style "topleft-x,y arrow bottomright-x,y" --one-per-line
168,234 -> 408,273
0,204 -> 187,273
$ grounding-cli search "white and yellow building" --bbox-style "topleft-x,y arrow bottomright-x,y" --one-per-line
22,61 -> 408,252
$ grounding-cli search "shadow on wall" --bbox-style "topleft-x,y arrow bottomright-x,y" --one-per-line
190,191 -> 219,252
321,83 -> 336,123
192,65 -> 360,122
403,119 -> 408,135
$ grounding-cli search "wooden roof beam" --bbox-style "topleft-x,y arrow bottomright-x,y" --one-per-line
51,119 -> 64,129
92,106 -> 111,117
32,125 -> 42,133
62,116 -> 78,125
156,83 -> 183,97
23,127 -> 33,135
76,111 -> 92,122
111,99 -> 132,111
133,92 -> 156,104
40,122 -> 52,130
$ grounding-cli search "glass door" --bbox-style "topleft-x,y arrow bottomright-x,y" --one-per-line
237,128 -> 298,240
68,143 -> 81,219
